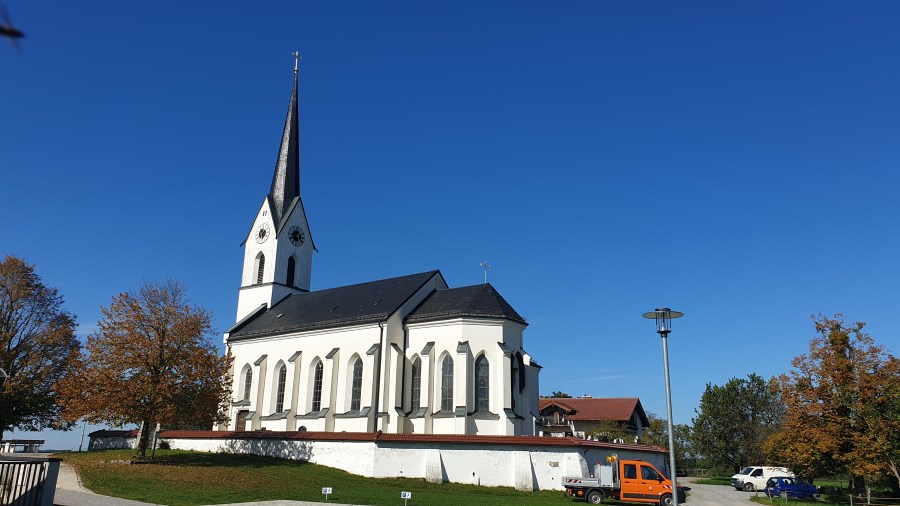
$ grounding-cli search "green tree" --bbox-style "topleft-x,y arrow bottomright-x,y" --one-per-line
58,280 -> 231,458
691,373 -> 784,472
0,255 -> 80,438
765,314 -> 900,497
547,391 -> 572,398
641,412 -> 694,472
586,419 -> 632,442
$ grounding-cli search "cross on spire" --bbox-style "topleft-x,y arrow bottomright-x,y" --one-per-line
480,259 -> 491,284
293,51 -> 302,73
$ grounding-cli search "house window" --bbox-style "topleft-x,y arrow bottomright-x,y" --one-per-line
440,355 -> 453,411
275,364 -> 287,413
243,368 -> 252,400
286,256 -> 296,287
255,254 -> 265,284
350,358 -> 363,411
475,355 -> 489,411
312,361 -> 323,412
410,357 -> 421,411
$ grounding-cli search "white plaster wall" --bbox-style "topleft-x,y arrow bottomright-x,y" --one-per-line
96,434 -> 666,492
226,324 -> 382,430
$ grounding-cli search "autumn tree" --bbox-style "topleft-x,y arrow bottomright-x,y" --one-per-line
58,280 -> 231,458
0,255 -> 80,438
765,314 -> 900,498
691,373 -> 784,472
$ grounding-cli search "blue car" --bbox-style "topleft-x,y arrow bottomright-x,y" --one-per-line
765,476 -> 819,499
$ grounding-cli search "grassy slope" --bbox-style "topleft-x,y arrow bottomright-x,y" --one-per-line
60,450 -> 579,506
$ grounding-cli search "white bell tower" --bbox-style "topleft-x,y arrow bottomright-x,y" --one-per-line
236,53 -> 316,321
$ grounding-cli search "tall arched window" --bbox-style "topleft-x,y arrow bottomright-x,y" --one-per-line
510,355 -> 519,410
255,253 -> 266,284
475,355 -> 489,411
441,355 -> 454,411
350,358 -> 363,411
275,364 -> 287,412
312,361 -> 324,412
243,368 -> 253,401
410,357 -> 421,411
286,256 -> 296,287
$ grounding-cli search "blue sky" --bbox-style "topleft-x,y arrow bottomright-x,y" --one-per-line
3,1 -> 899,450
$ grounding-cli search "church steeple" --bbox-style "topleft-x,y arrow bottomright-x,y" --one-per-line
269,52 -> 301,227
235,52 -> 315,322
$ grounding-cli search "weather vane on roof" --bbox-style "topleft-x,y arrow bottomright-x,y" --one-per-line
480,259 -> 491,284
293,50 -> 302,72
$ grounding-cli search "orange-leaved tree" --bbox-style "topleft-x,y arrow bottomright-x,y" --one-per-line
58,279 -> 232,457
0,255 -> 80,438
766,314 -> 900,497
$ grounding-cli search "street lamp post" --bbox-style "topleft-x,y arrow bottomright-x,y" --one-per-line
642,308 -> 683,506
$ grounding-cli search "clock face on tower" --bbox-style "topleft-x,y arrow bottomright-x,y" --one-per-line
289,226 -> 305,246
255,223 -> 271,244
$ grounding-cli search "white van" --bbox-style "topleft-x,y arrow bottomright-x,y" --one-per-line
731,466 -> 794,491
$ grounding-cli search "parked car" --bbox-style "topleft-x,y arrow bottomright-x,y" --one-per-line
764,476 -> 819,499
731,466 -> 794,491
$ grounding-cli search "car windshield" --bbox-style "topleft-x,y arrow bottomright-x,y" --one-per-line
738,467 -> 754,475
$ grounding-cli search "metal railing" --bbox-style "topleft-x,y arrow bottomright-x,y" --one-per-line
0,457 -> 59,506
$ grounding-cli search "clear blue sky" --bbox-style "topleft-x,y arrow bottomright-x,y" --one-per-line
3,1 -> 899,450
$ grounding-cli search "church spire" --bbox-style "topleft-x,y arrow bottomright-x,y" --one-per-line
269,52 -> 302,226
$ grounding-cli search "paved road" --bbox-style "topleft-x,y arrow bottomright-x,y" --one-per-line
682,478 -> 759,506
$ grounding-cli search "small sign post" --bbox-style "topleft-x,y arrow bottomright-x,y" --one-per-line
322,487 -> 333,501
401,491 -> 412,506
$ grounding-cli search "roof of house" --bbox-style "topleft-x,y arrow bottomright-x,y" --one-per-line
228,271 -> 443,339
406,283 -> 527,325
539,397 -> 649,426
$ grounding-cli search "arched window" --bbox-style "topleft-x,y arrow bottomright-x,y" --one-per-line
286,256 -> 296,287
243,367 -> 253,401
510,355 -> 518,410
255,253 -> 266,284
350,358 -> 363,411
441,355 -> 453,411
312,361 -> 324,412
275,364 -> 287,412
410,357 -> 421,411
475,355 -> 489,411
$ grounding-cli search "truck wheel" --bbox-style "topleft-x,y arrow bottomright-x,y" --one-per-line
586,490 -> 603,504
743,482 -> 755,492
659,493 -> 674,506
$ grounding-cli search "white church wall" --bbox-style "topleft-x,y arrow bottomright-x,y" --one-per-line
228,324 -> 383,430
92,432 -> 666,492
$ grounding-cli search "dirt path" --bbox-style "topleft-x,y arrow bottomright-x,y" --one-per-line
681,477 -> 758,506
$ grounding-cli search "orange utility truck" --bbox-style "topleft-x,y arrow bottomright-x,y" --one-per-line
563,455 -> 687,505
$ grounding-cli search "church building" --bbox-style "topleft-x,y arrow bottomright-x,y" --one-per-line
222,60 -> 541,436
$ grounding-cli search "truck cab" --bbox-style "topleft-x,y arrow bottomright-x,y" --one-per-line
564,457 -> 687,505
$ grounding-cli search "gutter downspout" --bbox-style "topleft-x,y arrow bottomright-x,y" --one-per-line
400,325 -> 408,414
372,321 -> 386,432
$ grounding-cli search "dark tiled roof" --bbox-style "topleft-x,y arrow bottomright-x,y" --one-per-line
228,271 -> 442,339
406,284 -> 526,325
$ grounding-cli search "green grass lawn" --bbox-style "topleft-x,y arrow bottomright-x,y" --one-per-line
59,450 -> 596,506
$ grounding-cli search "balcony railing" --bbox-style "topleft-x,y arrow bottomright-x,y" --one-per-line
0,456 -> 60,506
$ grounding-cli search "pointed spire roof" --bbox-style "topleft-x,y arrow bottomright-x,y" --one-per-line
269,55 -> 301,227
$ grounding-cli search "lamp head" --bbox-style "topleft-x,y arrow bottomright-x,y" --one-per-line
642,307 -> 684,335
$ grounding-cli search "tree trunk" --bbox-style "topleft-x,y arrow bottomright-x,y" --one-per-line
135,419 -> 152,458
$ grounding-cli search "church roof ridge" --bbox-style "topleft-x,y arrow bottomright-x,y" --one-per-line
405,282 -> 526,325
228,270 -> 443,340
